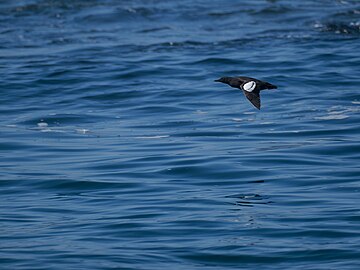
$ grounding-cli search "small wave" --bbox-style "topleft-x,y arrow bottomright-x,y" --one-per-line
75,129 -> 91,134
249,5 -> 293,16
315,114 -> 349,120
117,6 -> 168,17
207,11 -> 238,17
193,57 -> 242,65
37,122 -> 48,128
226,193 -> 272,207
8,1 -> 100,16
231,118 -> 244,122
314,21 -> 360,34
137,27 -> 171,33
135,135 -> 170,139
314,105 -> 360,120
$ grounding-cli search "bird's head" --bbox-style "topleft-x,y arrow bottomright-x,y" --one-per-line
214,77 -> 231,84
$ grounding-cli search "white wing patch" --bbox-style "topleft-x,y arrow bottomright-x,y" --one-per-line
243,81 -> 256,92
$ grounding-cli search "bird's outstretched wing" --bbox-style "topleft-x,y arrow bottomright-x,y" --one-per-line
240,80 -> 261,110
243,90 -> 261,110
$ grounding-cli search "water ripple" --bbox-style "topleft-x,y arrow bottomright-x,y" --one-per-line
1,0 -> 360,269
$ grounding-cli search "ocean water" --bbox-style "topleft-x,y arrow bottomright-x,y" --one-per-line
1,0 -> 360,269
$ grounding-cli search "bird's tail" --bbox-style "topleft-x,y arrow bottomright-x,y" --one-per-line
265,82 -> 277,89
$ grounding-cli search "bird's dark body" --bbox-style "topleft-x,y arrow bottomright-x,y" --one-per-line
218,76 -> 277,91
214,76 -> 277,110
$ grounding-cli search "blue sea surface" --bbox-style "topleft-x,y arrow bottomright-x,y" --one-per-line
1,0 -> 360,269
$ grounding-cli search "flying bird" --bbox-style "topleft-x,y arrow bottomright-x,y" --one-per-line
214,76 -> 277,110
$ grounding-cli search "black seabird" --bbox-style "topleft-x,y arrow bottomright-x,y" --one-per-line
215,76 -> 277,110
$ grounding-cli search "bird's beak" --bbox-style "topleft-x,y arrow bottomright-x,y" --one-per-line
214,79 -> 221,82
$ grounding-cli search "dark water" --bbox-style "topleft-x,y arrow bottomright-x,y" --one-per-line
1,0 -> 360,269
